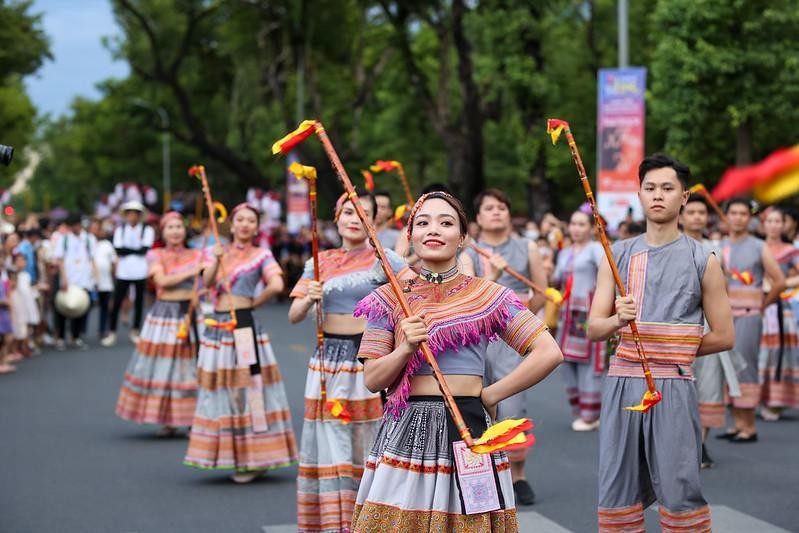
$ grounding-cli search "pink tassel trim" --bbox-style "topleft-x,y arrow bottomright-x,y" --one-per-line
354,289 -> 526,419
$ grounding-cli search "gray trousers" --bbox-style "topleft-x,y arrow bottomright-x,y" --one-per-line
598,375 -> 711,532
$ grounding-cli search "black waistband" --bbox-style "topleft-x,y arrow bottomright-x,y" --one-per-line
408,395 -> 481,402
323,332 -> 364,343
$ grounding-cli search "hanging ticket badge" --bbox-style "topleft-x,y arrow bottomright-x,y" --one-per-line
233,327 -> 268,433
452,440 -> 501,514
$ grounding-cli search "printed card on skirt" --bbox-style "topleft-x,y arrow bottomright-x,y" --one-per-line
234,327 -> 257,366
452,440 -> 501,514
234,327 -> 268,433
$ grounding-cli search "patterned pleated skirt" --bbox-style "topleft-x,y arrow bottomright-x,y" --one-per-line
759,299 -> 799,408
352,396 -> 518,533
115,300 -> 198,427
297,333 -> 383,533
183,309 -> 298,471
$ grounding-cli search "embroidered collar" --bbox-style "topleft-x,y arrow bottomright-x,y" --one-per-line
419,265 -> 459,284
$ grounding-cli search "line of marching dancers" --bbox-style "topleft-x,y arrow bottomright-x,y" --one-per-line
114,153 -> 797,532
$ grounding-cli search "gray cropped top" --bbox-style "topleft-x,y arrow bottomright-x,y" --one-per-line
290,247 -> 409,315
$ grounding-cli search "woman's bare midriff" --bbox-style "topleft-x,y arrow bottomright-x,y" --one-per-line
159,289 -> 194,301
409,374 -> 483,397
214,294 -> 255,312
322,313 -> 367,335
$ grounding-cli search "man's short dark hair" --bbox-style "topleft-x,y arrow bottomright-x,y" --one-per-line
66,213 -> 82,226
638,153 -> 692,189
725,197 -> 752,214
474,188 -> 511,214
685,193 -> 708,210
373,189 -> 392,204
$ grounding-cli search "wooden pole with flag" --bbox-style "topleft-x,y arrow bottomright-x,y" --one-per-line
689,184 -> 728,226
370,160 -> 415,208
273,121 -> 533,452
467,242 -> 562,304
188,165 -> 237,331
547,118 -> 662,412
288,162 -> 351,424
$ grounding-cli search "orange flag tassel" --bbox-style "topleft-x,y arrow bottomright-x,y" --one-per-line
369,159 -> 415,207
547,118 -> 662,413
361,170 -> 375,192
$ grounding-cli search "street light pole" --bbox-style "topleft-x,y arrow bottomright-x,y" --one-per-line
618,0 -> 629,68
131,99 -> 171,212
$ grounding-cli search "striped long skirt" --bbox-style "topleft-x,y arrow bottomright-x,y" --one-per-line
184,309 -> 298,471
759,299 -> 799,408
297,333 -> 383,533
352,396 -> 518,533
115,300 -> 198,427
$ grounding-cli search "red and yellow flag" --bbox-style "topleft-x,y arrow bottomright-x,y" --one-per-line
362,170 -> 375,192
272,120 -> 318,155
370,160 -> 400,173
712,145 -> 799,202
546,119 -> 569,144
470,418 -> 535,454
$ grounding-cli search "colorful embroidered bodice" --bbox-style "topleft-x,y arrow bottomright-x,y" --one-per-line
722,235 -> 765,317
355,274 -> 547,417
290,247 -> 409,315
147,247 -> 204,293
214,246 -> 282,298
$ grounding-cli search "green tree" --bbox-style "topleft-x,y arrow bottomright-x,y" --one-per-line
0,0 -> 51,182
651,0 -> 799,183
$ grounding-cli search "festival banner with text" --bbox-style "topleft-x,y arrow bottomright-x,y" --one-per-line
597,67 -> 646,232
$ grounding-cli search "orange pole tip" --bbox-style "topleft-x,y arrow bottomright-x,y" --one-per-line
623,389 -> 662,412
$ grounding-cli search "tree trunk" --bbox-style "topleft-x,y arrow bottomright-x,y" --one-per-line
527,143 -> 551,221
736,120 -> 752,166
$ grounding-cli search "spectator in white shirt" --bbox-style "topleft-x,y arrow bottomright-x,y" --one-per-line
90,219 -> 117,340
102,201 -> 154,347
53,213 -> 97,350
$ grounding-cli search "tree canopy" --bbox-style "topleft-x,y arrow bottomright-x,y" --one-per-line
18,0 -> 799,216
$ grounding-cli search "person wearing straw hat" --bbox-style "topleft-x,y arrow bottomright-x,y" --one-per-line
102,200 -> 155,347
352,192 -> 562,532
459,188 -> 548,506
588,154 -> 734,533
52,213 -> 96,350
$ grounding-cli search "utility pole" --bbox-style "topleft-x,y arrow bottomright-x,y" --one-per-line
618,0 -> 629,68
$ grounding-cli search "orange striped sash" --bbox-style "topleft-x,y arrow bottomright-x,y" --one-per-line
616,322 -> 703,366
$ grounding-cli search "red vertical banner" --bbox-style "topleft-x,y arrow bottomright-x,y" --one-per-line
597,68 -> 647,233
286,152 -> 310,233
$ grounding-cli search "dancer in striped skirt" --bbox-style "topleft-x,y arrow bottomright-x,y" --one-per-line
759,206 -> 799,420
352,192 -> 562,532
116,211 -> 208,436
289,192 -> 412,533
552,206 -> 606,432
184,203 -> 298,483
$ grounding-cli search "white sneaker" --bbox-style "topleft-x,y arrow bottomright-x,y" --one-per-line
42,333 -> 55,347
54,339 -> 66,351
760,407 -> 780,422
72,338 -> 88,351
231,471 -> 262,484
129,330 -> 140,345
571,418 -> 600,432
100,333 -> 117,347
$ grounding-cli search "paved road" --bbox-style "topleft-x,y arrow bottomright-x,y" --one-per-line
1,302 -> 797,532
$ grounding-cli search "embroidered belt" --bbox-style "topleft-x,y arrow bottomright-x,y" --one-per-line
615,322 -> 703,366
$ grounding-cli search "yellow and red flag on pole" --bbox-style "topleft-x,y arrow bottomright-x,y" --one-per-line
712,145 -> 799,203
272,120 -> 317,155
370,160 -> 400,173
361,170 -> 375,192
